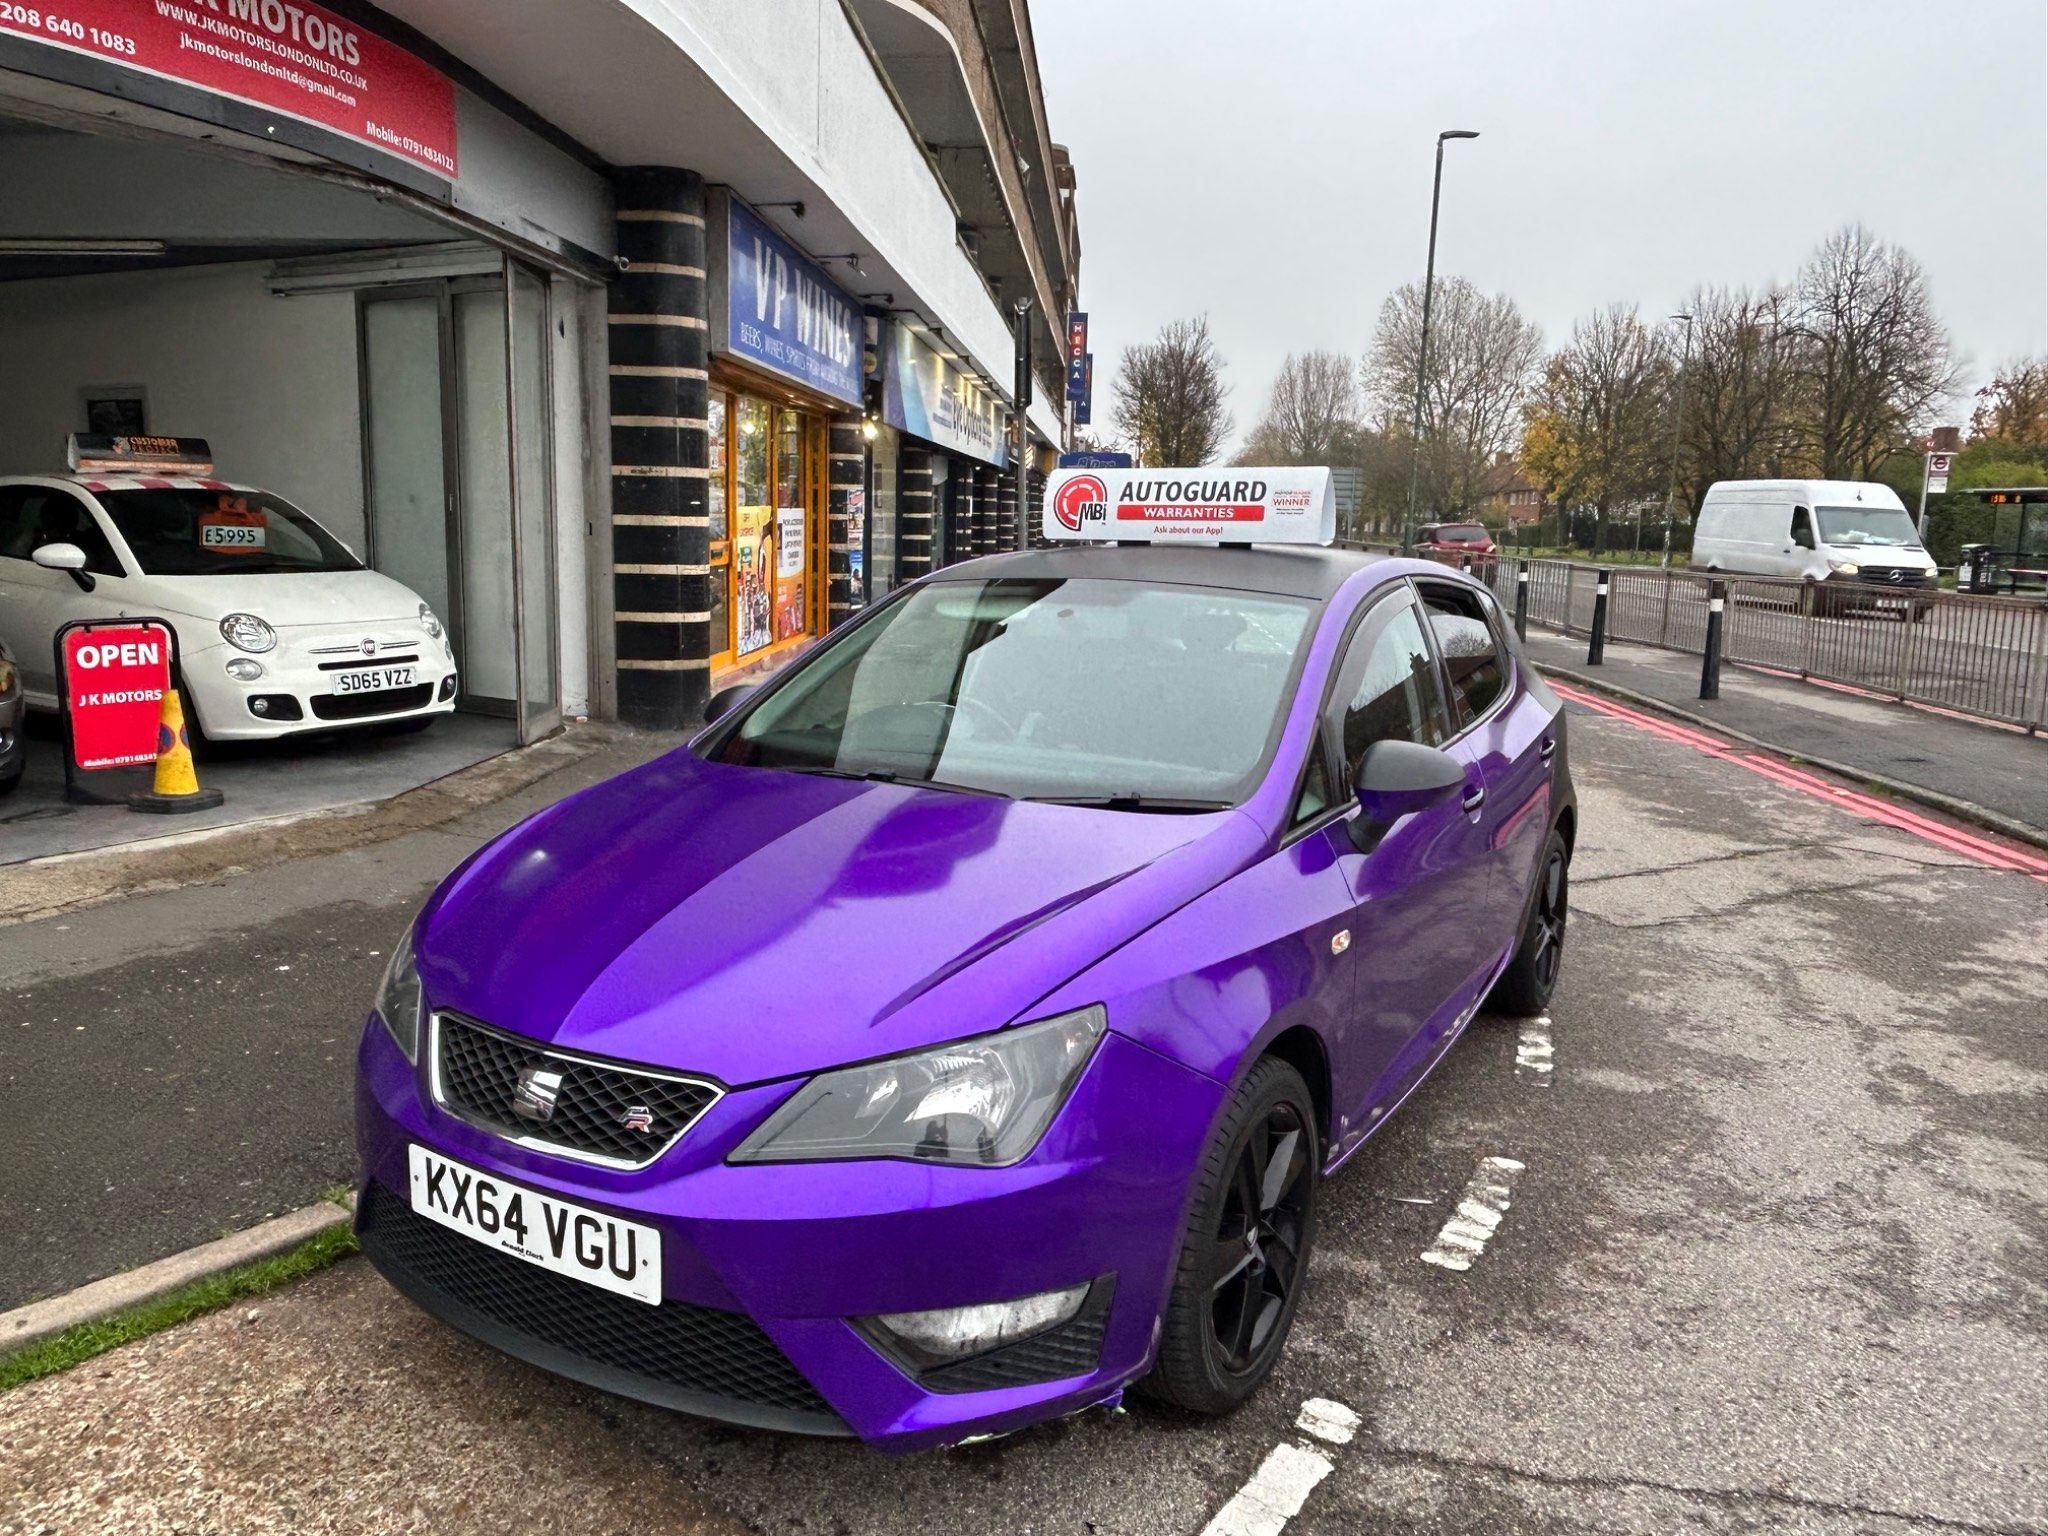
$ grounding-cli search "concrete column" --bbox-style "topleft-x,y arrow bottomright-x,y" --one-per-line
608,166 -> 710,727
827,415 -> 864,628
899,448 -> 934,580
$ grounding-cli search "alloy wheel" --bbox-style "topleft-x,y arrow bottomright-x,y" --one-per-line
1530,846 -> 1568,992
1209,1103 -> 1311,1374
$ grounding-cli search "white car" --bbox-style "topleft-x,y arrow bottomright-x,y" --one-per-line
0,472 -> 457,741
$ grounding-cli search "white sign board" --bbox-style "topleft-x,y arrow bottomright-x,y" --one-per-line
1042,466 -> 1336,545
1926,452 -> 1953,495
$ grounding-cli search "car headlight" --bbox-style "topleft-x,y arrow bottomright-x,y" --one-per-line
418,604 -> 444,640
1829,560 -> 1861,576
220,613 -> 277,653
372,926 -> 423,1063
731,1006 -> 1106,1167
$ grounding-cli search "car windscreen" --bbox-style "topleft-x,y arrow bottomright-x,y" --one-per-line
707,577 -> 1317,806
1434,524 -> 1487,543
1815,506 -> 1923,550
93,488 -> 364,575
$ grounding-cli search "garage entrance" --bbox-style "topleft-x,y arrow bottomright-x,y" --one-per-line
0,86 -> 592,749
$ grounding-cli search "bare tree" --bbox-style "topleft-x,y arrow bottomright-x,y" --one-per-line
1242,349 -> 1357,464
1112,316 -> 1234,467
1788,225 -> 1960,478
1522,304 -> 1673,543
1969,356 -> 2048,453
1675,284 -> 1804,510
1362,277 -> 1544,517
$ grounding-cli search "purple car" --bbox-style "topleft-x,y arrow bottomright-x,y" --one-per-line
354,542 -> 1574,1451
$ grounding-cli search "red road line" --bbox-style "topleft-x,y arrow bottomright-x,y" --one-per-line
1552,680 -> 2048,883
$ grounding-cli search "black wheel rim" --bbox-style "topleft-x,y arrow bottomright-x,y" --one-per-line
1530,847 -> 1568,992
1209,1104 -> 1311,1375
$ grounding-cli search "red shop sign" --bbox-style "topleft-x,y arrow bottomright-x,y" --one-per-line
61,620 -> 173,772
0,0 -> 457,178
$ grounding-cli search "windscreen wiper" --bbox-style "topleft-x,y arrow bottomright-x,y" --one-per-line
1024,793 -> 1234,813
781,766 -> 1009,798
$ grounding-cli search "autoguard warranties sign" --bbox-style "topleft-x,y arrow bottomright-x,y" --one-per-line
0,0 -> 458,177
1043,466 -> 1337,546
63,622 -> 173,771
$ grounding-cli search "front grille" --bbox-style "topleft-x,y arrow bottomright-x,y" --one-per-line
318,653 -> 420,671
356,1184 -> 841,1426
311,683 -> 435,720
432,1012 -> 720,1168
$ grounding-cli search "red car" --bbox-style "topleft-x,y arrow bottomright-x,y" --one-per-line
1415,523 -> 1496,561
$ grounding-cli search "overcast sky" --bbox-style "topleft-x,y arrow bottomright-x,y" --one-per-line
1032,0 -> 2048,450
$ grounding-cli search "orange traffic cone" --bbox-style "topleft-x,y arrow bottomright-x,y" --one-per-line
131,688 -> 225,814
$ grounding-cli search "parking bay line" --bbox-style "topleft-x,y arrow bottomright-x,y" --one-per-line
1200,1397 -> 1363,1536
1420,1156 -> 1525,1272
1516,1015 -> 1554,1084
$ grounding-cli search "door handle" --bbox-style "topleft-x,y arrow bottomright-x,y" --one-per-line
1461,786 -> 1486,813
1539,738 -> 1556,760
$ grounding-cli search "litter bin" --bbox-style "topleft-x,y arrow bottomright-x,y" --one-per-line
1956,543 -> 1996,593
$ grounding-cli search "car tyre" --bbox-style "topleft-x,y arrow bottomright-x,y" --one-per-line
1489,829 -> 1570,1016
1138,1056 -> 1318,1416
0,762 -> 20,797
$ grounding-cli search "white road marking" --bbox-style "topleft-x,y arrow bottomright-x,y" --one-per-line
1295,1398 -> 1361,1445
1420,1156 -> 1525,1272
1516,1015 -> 1554,1083
1200,1442 -> 1333,1536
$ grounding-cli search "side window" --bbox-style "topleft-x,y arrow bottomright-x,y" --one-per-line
1328,595 -> 1449,788
0,489 -> 122,575
1791,506 -> 1815,550
1419,583 -> 1508,728
1289,727 -> 1337,828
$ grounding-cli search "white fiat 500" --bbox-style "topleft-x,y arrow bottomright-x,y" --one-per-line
0,456 -> 457,742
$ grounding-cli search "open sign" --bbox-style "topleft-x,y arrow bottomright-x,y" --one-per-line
58,619 -> 174,776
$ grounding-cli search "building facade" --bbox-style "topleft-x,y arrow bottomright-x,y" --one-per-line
0,0 -> 1080,735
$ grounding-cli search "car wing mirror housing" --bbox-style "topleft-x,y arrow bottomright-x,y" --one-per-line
1352,739 -> 1465,847
702,681 -> 755,725
32,541 -> 95,592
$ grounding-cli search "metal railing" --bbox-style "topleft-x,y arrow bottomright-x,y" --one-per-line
1345,542 -> 2048,733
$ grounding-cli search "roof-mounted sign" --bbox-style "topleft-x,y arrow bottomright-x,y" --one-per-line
1042,466 -> 1335,545
68,435 -> 216,476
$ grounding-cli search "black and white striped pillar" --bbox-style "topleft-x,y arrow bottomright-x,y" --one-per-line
608,166 -> 711,727
996,466 -> 1019,554
899,448 -> 934,580
972,465 -> 998,557
1027,469 -> 1047,548
828,415 -> 864,628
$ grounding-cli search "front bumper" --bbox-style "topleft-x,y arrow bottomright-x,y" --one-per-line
354,1017 -> 1224,1450
183,631 -> 459,740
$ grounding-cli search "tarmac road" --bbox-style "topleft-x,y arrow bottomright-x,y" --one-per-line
3,706 -> 2045,1535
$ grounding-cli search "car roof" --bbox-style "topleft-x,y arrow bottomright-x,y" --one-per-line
8,473 -> 255,495
931,543 -> 1394,602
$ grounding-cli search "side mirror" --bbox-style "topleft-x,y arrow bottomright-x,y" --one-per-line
32,542 -> 95,592
703,681 -> 754,724
1354,739 -> 1465,826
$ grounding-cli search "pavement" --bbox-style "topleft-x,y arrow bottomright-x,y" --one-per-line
0,710 -> 521,865
1523,629 -> 2048,845
4,703 -> 2045,1534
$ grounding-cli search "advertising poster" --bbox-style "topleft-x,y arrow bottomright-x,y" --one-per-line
846,488 -> 866,598
774,506 -> 806,642
0,0 -> 458,177
734,504 -> 774,657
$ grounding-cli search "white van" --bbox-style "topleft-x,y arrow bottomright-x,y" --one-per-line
1691,479 -> 1938,617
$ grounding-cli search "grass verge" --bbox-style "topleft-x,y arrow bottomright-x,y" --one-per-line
0,1221 -> 359,1394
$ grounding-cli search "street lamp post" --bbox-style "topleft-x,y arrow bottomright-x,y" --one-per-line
1659,312 -> 1694,569
1405,128 -> 1480,540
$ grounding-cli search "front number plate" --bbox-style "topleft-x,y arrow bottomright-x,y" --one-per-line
332,665 -> 417,695
407,1144 -> 662,1305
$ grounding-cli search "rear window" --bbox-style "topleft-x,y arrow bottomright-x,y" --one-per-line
1434,524 -> 1487,543
94,489 -> 362,576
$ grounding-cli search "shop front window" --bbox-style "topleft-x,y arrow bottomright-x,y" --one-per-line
708,392 -> 730,662
733,396 -> 774,658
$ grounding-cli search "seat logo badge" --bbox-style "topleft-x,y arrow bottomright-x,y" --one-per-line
1331,929 -> 1352,955
512,1066 -> 564,1123
360,638 -> 378,656
620,1105 -> 655,1134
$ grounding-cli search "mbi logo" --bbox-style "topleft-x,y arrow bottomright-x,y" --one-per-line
1053,474 -> 1109,532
